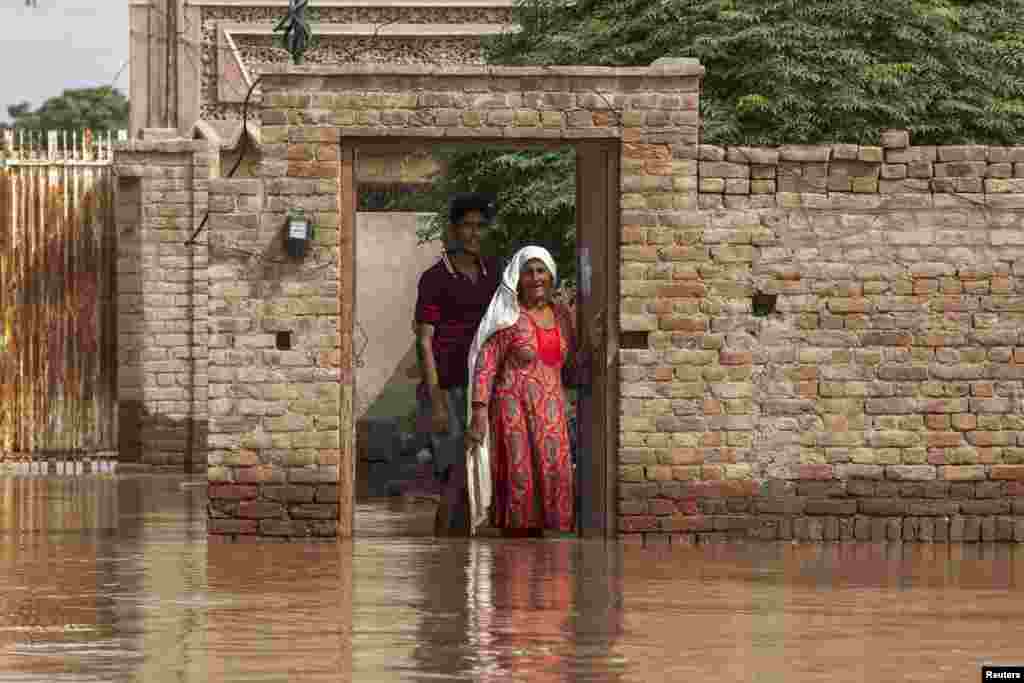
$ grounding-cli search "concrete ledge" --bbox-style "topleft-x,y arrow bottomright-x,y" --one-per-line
220,21 -> 518,37
258,62 -> 706,79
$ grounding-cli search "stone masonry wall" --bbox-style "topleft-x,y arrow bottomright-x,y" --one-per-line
619,132 -> 1024,546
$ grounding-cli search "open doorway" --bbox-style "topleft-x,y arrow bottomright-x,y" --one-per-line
345,139 -> 619,539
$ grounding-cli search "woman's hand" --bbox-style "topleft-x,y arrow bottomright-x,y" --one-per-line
466,405 -> 488,452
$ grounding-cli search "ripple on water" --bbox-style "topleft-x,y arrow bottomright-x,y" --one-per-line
0,474 -> 1022,682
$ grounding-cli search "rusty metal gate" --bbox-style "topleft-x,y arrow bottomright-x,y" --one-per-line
0,130 -> 124,463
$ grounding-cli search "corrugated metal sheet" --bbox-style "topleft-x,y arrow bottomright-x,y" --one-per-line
0,129 -> 124,461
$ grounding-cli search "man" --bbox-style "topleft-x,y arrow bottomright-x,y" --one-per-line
414,193 -> 502,536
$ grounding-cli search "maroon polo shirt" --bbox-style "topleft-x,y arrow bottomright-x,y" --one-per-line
415,253 -> 502,390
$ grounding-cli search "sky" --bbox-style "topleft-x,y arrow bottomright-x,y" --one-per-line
0,0 -> 130,123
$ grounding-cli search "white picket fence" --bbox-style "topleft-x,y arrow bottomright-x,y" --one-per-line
2,128 -> 128,165
6,459 -> 119,476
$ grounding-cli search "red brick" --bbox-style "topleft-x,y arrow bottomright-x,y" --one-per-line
677,499 -> 699,515
287,161 -> 337,178
645,159 -> 674,175
978,448 -> 1000,464
927,432 -> 962,448
703,399 -> 722,416
209,484 -> 258,500
317,145 -> 340,162
624,143 -> 670,161
668,448 -> 702,465
622,226 -> 645,244
797,382 -> 818,398
951,414 -> 977,431
651,366 -> 673,381
702,465 -> 724,480
722,480 -> 758,497
649,499 -> 678,515
701,432 -> 722,447
798,464 -> 834,480
661,514 -> 711,532
719,351 -> 753,366
972,382 -> 995,398
286,144 -> 312,160
620,515 -> 658,532
209,519 -> 259,535
991,465 -> 1024,480
287,161 -> 314,177
797,366 -> 819,381
238,501 -> 285,519
235,466 -> 284,484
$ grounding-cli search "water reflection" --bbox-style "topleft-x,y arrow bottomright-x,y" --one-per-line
0,474 -> 1022,682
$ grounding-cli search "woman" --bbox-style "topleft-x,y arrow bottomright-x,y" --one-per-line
465,246 -> 602,537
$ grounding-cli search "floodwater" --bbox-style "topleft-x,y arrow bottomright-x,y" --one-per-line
0,474 -> 1022,682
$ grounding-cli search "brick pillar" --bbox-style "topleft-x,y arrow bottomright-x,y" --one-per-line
616,58 -> 711,543
205,121 -> 342,540
113,132 -> 215,470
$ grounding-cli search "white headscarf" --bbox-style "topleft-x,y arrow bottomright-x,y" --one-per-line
465,246 -> 558,534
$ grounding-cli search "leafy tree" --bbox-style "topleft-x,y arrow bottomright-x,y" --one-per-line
396,145 -> 579,288
6,86 -> 129,133
484,0 -> 1024,145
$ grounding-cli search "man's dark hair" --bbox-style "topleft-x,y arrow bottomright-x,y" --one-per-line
448,192 -> 496,226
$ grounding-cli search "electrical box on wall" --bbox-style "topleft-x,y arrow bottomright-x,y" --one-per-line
286,207 -> 313,258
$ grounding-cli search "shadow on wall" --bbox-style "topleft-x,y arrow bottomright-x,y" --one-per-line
118,402 -> 208,472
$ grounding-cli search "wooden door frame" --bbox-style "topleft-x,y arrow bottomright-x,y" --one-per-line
337,136 -> 620,539
575,140 -> 621,538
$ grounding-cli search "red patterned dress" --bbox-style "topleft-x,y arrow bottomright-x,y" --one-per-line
472,304 -> 576,532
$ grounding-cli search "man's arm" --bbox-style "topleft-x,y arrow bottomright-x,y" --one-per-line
416,323 -> 443,399
417,322 -> 449,434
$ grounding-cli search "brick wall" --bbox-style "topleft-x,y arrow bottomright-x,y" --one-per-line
203,173 -> 342,539
115,62 -> 1024,543
619,134 -> 1024,546
114,136 -> 212,471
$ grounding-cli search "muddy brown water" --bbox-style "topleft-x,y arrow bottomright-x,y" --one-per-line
0,473 -> 1022,682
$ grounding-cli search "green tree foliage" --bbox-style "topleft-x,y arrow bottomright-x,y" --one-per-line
394,1 -> 1024,276
408,145 -> 579,287
485,0 -> 1024,145
6,86 -> 129,133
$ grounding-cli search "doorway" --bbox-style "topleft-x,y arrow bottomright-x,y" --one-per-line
338,137 -> 620,539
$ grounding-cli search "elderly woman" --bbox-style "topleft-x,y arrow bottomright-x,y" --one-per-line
465,246 -> 602,537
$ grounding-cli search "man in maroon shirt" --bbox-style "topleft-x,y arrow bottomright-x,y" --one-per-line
415,193 -> 502,536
